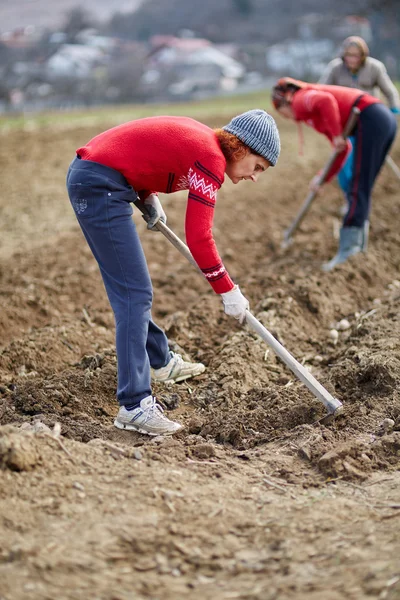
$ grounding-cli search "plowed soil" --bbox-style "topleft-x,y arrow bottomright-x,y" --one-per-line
1,110 -> 400,600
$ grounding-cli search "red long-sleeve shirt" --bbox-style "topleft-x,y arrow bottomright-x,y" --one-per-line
291,84 -> 380,181
77,116 -> 235,294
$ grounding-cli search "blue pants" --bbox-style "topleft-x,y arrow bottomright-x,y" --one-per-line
66,157 -> 170,408
339,103 -> 397,228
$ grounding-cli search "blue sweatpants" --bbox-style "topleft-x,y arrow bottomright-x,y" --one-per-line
342,103 -> 397,228
66,157 -> 170,408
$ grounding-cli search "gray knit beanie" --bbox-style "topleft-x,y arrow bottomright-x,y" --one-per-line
222,109 -> 280,166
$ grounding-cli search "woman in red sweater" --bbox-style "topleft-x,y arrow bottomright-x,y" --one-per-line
271,77 -> 397,271
66,110 -> 280,436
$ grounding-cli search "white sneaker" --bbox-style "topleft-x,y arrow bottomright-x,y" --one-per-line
151,352 -> 205,384
114,396 -> 182,436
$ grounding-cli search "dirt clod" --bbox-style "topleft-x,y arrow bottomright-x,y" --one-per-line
0,426 -> 41,471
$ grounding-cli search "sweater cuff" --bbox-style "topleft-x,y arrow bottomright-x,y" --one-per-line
210,273 -> 235,294
139,190 -> 159,200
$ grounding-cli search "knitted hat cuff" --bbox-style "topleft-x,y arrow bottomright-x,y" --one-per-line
222,109 -> 280,167
223,124 -> 278,166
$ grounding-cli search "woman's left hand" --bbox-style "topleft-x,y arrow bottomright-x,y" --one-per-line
143,194 -> 167,230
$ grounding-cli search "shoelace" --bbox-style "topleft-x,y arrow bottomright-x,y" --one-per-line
169,353 -> 183,376
144,398 -> 166,422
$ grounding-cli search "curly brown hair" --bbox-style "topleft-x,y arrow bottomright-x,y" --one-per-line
214,128 -> 252,162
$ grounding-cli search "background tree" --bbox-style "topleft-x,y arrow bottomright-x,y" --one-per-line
62,8 -> 95,43
232,0 -> 253,17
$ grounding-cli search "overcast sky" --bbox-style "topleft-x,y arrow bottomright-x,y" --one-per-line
0,0 -> 144,33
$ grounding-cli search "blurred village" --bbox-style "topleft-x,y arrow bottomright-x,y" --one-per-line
0,4 -> 398,113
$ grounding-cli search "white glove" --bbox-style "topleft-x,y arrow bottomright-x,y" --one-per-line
143,194 -> 167,230
221,285 -> 249,324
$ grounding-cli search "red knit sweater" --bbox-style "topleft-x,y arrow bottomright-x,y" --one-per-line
291,83 -> 380,181
77,116 -> 235,294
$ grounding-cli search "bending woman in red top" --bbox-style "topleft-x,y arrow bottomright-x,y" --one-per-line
66,109 -> 280,436
271,77 -> 397,271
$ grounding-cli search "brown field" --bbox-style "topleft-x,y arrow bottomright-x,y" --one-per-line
0,104 -> 400,600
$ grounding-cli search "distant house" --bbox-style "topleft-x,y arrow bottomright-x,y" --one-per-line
46,44 -> 107,78
141,35 -> 245,99
266,39 -> 335,79
0,25 -> 44,49
332,16 -> 372,45
75,28 -> 117,51
266,13 -> 375,80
